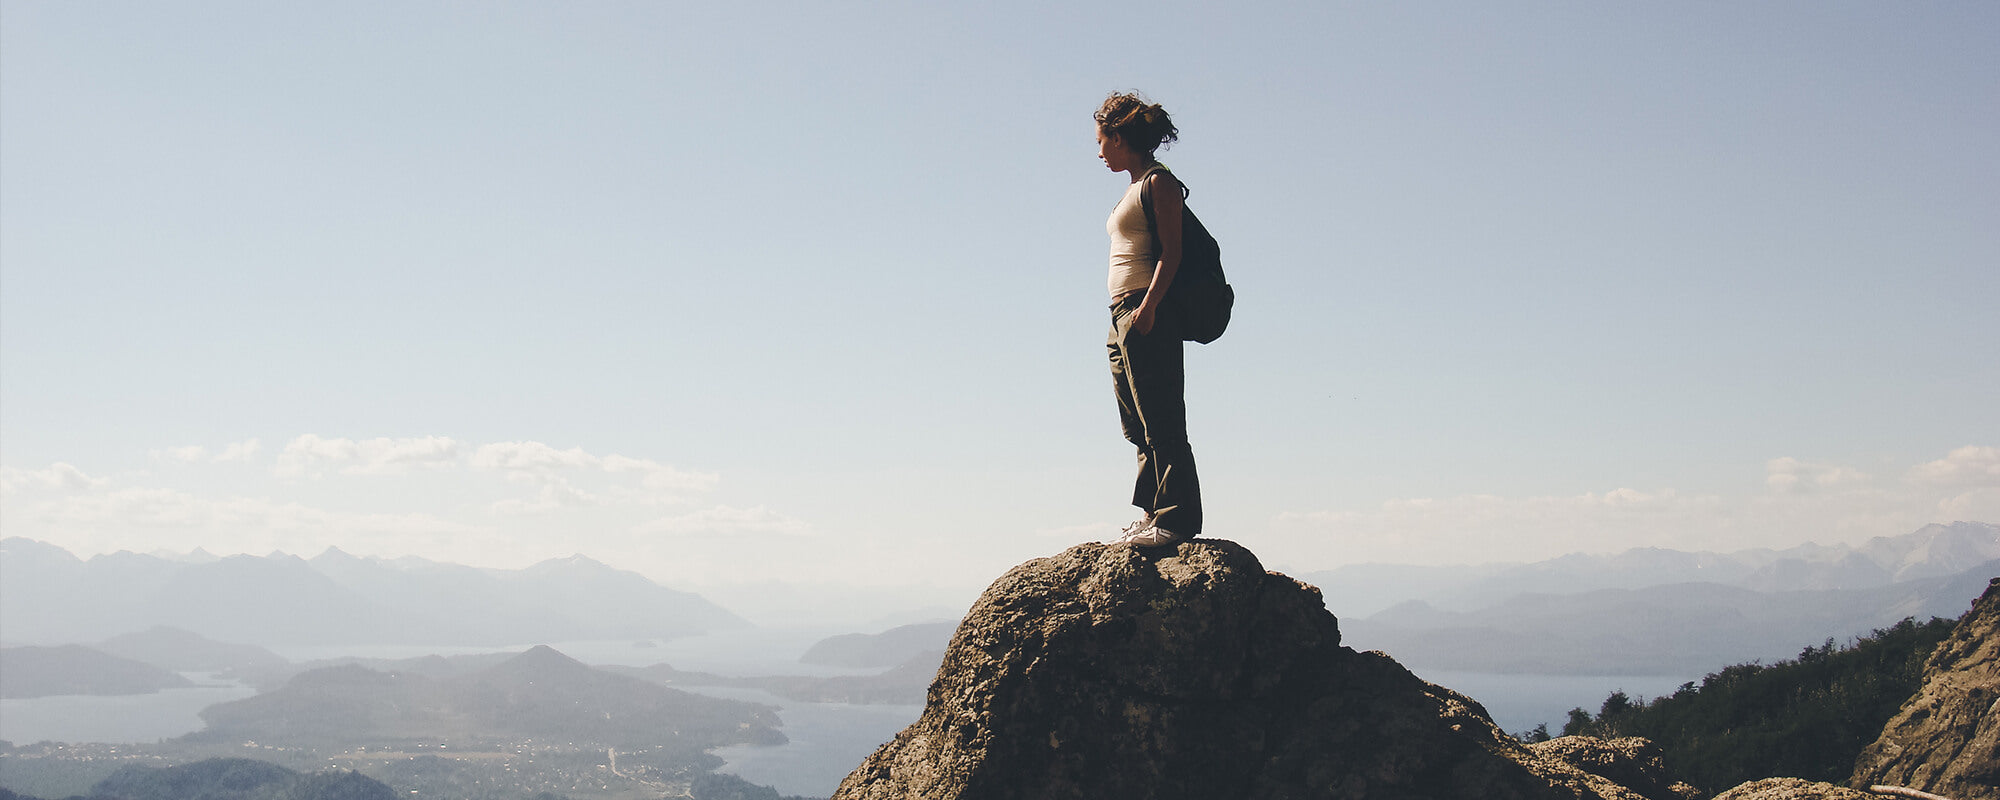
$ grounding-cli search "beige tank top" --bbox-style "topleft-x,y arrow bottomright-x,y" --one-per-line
1107,165 -> 1170,298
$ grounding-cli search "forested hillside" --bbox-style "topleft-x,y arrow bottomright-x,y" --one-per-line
1559,615 -> 1956,793
0,758 -> 394,800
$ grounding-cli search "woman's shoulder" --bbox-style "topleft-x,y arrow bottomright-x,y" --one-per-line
1143,165 -> 1186,201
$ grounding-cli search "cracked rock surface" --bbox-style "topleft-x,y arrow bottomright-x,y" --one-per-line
832,539 -> 1651,800
1850,575 -> 2000,800
1714,777 -> 1875,800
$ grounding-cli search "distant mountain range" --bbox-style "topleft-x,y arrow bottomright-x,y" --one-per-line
787,522 -> 2000,682
1317,522 -> 2000,675
0,626 -> 296,698
0,644 -> 195,699
1302,521 -> 2000,618
97,626 -> 289,673
0,539 -> 745,647
1339,560 -> 1996,675
798,621 -> 955,668
194,645 -> 784,750
6,522 -> 1991,682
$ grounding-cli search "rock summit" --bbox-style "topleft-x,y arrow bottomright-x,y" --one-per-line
833,539 -> 1666,800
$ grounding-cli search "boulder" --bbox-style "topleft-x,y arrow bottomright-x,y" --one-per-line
1531,736 -> 1702,800
833,539 -> 1652,800
1851,576 -> 2000,800
1712,777 -> 1874,800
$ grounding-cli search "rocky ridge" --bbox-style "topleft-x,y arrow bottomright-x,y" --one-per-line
1850,575 -> 2000,800
1528,737 -> 1699,800
832,540 -> 1664,800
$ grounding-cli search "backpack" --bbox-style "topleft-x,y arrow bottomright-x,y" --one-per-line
1140,170 -> 1234,344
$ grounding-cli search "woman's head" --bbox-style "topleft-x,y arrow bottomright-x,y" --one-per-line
1094,92 -> 1178,157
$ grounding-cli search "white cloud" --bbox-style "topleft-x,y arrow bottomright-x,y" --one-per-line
150,439 -> 262,465
604,455 -> 718,494
28,486 -> 473,534
470,441 -> 597,472
636,505 -> 811,537
12,484 -> 483,559
1274,487 -> 1726,564
1271,445 -> 1999,569
1909,445 -> 2000,488
1765,457 -> 1871,493
0,463 -> 105,494
1908,446 -> 2000,522
153,445 -> 210,463
491,479 -> 600,515
215,439 -> 263,462
275,435 -> 461,477
471,441 -> 718,513
472,442 -> 716,490
0,435 -> 743,574
1938,487 -> 2000,521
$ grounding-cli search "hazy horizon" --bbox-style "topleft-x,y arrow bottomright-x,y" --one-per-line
4,3 -> 1995,608
7,520 -> 1992,632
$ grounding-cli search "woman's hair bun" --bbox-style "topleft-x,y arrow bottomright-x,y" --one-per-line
1094,91 -> 1179,155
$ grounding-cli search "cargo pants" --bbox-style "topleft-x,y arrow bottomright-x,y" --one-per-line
1108,290 -> 1203,538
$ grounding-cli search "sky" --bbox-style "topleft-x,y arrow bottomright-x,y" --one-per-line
3,1 -> 1996,625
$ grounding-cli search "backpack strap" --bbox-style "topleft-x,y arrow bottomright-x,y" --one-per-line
1138,165 -> 1188,206
1137,166 -> 1189,240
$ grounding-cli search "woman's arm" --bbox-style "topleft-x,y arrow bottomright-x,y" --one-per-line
1133,170 -> 1184,335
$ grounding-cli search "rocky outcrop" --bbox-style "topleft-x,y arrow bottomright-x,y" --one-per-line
1712,777 -> 1874,800
832,540 -> 1656,800
1851,576 -> 2000,800
1531,736 -> 1702,800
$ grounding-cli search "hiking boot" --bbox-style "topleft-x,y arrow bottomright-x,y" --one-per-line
1109,514 -> 1154,543
1121,524 -> 1185,548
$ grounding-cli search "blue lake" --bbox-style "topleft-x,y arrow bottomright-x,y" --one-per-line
693,687 -> 923,799
0,676 -> 256,745
689,671 -> 1699,799
0,641 -> 1693,800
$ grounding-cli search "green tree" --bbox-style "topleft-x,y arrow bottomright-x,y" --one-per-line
1517,723 -> 1553,743
277,771 -> 395,800
1598,691 -> 1634,718
90,758 -> 294,800
1562,706 -> 1593,737
1563,616 -> 1955,793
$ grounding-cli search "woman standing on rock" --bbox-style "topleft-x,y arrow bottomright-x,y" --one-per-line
1096,91 -> 1201,548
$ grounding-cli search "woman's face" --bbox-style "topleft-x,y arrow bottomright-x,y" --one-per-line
1096,128 -> 1137,173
